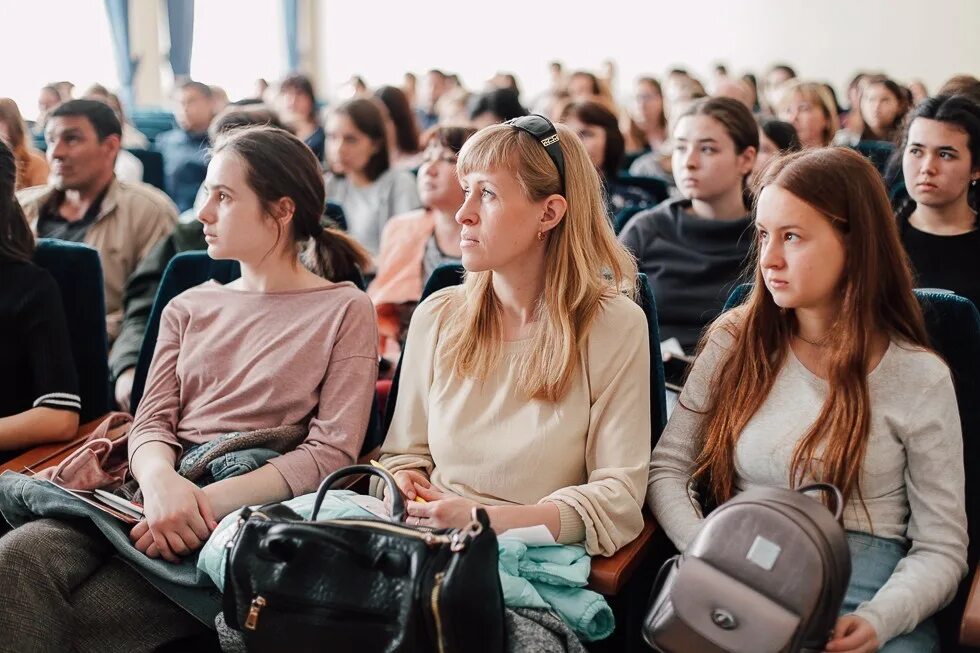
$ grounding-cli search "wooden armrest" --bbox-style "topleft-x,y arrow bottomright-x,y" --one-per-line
587,513 -> 658,595
0,415 -> 106,476
960,563 -> 980,646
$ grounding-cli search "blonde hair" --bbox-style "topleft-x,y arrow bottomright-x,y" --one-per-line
444,122 -> 638,401
778,81 -> 840,146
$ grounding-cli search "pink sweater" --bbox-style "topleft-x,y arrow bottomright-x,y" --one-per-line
128,280 -> 379,496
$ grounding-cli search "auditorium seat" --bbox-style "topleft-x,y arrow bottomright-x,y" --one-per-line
1,240 -> 113,475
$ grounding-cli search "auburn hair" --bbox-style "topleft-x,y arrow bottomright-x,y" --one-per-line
444,122 -> 637,401
691,147 -> 930,509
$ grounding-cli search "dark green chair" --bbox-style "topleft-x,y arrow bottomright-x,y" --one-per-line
33,239 -> 111,423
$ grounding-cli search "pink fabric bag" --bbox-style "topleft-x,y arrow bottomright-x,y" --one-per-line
37,412 -> 133,491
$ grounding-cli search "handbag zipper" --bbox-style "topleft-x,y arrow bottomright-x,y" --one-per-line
327,519 -> 455,546
244,595 -> 267,630
430,571 -> 447,653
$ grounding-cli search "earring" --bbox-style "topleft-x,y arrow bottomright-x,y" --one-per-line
537,231 -> 546,241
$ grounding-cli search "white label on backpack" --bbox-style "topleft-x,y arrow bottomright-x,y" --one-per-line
746,535 -> 781,571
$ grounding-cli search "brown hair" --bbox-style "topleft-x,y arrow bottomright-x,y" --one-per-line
637,76 -> 667,131
859,76 -> 909,143
331,98 -> 390,181
279,74 -> 318,123
691,147 -> 930,511
560,100 -> 625,179
0,139 -> 34,262
0,98 -> 34,191
420,125 -> 477,155
677,96 -> 760,193
939,75 -> 980,105
212,126 -> 370,281
375,85 -> 420,155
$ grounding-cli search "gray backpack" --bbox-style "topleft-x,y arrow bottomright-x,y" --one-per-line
643,483 -> 851,653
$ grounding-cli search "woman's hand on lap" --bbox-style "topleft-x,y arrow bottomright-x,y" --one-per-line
823,615 -> 878,653
130,468 -> 218,563
404,485 -> 484,529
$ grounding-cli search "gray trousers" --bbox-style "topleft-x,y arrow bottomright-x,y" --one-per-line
0,518 -> 210,652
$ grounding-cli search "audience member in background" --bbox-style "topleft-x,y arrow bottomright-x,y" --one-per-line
649,147 -> 965,653
763,63 -> 796,112
375,85 -> 422,169
754,117 -> 801,175
81,86 -> 144,183
741,73 -> 761,112
566,70 -> 602,102
896,94 -> 980,310
377,119 -> 650,646
252,78 -> 269,103
209,86 -> 230,114
17,100 -> 177,341
0,126 -> 378,651
908,80 -> 929,107
154,80 -> 213,212
324,98 -> 420,256
0,140 -> 80,457
469,88 -> 527,129
34,85 -> 62,135
277,74 -> 326,162
619,97 -> 758,352
368,126 -> 475,364
0,99 -> 49,190
83,84 -> 150,149
111,106 -> 285,411
837,76 -> 909,145
939,75 -> 980,105
715,78 -> 756,111
777,81 -> 839,148
630,77 -> 668,155
418,69 -> 449,131
402,71 -> 417,107
54,81 -> 75,102
561,101 -> 659,215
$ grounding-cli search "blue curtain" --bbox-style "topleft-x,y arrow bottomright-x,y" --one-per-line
283,0 -> 300,73
166,0 -> 195,80
103,0 -> 138,110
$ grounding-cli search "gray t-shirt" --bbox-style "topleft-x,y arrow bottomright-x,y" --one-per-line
421,235 -> 461,284
647,320 -> 967,644
324,168 -> 421,256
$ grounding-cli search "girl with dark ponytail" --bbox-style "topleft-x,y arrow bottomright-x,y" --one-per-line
0,139 -> 81,450
0,126 -> 379,649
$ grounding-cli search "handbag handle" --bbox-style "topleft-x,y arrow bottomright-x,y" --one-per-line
797,483 -> 845,521
311,464 -> 406,524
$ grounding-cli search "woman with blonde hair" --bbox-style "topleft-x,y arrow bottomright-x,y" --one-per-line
377,115 -> 652,645
649,147 -> 966,652
777,81 -> 840,148
0,99 -> 49,190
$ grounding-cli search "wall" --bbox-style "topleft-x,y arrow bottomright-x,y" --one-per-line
316,0 -> 980,102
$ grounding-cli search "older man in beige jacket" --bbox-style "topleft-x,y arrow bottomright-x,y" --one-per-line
17,100 -> 177,342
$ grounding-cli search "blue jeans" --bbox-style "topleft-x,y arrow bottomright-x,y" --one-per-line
842,532 -> 939,652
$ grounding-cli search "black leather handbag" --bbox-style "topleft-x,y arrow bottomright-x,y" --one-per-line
223,464 -> 506,653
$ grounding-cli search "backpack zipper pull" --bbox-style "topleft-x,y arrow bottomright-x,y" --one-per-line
244,595 -> 267,631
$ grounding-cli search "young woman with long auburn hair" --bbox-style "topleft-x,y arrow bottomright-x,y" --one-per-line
648,147 -> 966,652
377,116 -> 652,643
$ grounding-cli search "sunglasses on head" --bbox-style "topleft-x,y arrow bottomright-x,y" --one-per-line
504,114 -> 566,196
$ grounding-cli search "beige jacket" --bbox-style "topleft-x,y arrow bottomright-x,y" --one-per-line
18,178 -> 178,340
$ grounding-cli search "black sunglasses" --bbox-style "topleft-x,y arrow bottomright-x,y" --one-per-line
504,114 -> 566,195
